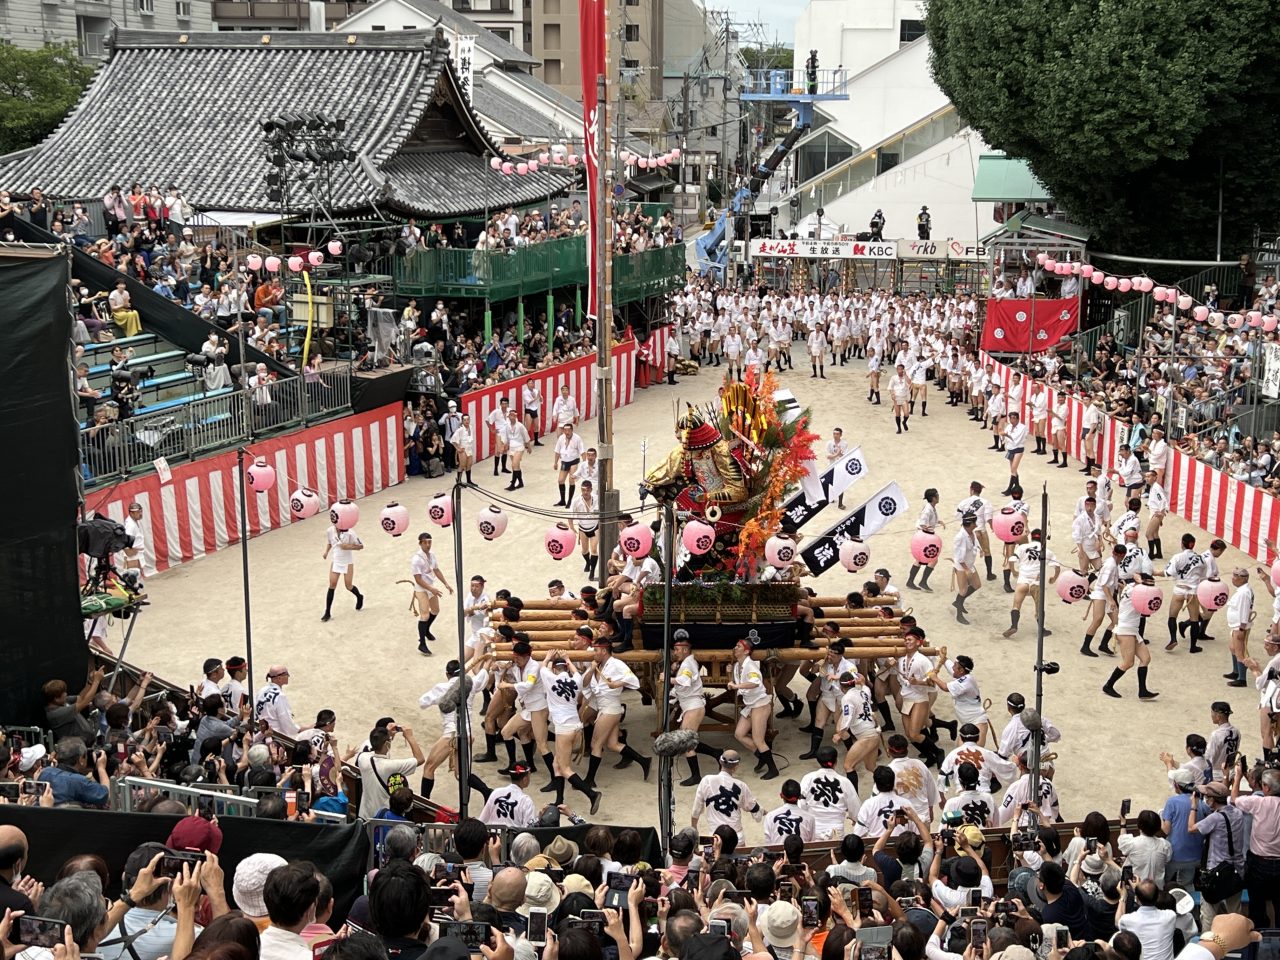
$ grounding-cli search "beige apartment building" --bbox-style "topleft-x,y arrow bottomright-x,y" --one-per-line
527,0 -> 664,101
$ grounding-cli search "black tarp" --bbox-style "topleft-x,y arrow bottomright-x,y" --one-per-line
0,248 -> 86,726
0,806 -> 370,922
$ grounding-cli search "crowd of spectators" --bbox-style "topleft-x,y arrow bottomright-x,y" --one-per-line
1005,259 -> 1280,500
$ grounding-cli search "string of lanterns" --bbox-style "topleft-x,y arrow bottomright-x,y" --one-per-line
246,458 -> 1280,594
244,457 -> 874,573
244,240 -> 344,274
488,147 -> 682,178
1036,252 -> 1277,331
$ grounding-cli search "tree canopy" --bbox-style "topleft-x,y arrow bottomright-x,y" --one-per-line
0,45 -> 94,160
741,45 -> 793,72
925,0 -> 1280,259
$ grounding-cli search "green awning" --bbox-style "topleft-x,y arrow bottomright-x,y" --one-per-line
971,154 -> 1052,203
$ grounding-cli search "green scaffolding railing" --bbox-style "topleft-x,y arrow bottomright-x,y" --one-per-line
394,236 -> 686,304
1068,264 -> 1243,362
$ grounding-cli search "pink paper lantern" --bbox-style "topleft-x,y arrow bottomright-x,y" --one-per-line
246,457 -> 276,493
380,501 -> 410,537
329,499 -> 359,531
1129,583 -> 1164,616
992,507 -> 1026,544
516,162 -> 529,175
476,505 -> 509,540
839,538 -> 870,572
427,492 -> 453,527
1265,317 -> 1278,333
619,522 -> 654,559
307,251 -> 324,266
327,240 -> 343,256
246,253 -> 263,271
909,530 -> 943,564
1103,276 -> 1118,290
1057,263 -> 1070,276
1209,311 -> 1224,327
289,487 -> 320,519
1192,305 -> 1209,322
528,160 -> 540,172
765,535 -> 797,569
681,519 -> 716,556
1196,578 -> 1229,612
1153,287 -> 1167,302
1090,271 -> 1105,285
1043,258 -> 1057,271
545,522 -> 576,560
1139,278 -> 1154,292
287,255 -> 304,272
568,155 -> 580,166
638,157 -> 650,169
1228,313 -> 1244,329
671,148 -> 682,159
1271,558 -> 1280,588
538,152 -> 550,164
1055,569 -> 1090,604
1070,261 -> 1081,275
265,256 -> 281,273
1118,278 -> 1132,293
1036,253 -> 1048,265
1177,294 -> 1193,311
658,156 -> 669,168
1248,310 -> 1263,328
490,156 -> 502,170
501,161 -> 514,174
1080,264 -> 1094,278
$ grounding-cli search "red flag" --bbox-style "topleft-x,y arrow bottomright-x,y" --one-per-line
578,0 -> 605,322
981,298 -> 1080,352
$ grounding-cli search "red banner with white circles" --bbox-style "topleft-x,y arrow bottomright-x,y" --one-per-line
981,298 -> 1080,352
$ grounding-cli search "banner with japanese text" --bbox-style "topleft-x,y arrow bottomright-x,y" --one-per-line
980,298 -> 1079,353
799,481 -> 908,575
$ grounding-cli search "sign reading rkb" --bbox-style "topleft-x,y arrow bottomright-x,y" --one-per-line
748,238 -> 898,260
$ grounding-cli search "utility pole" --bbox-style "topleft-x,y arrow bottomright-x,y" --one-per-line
680,71 -> 691,223
720,13 -> 734,284
617,0 -> 629,160
595,17 -> 619,585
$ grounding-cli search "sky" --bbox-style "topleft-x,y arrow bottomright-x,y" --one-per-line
718,0 -> 804,48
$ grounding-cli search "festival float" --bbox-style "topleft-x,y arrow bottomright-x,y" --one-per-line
487,368 -> 930,737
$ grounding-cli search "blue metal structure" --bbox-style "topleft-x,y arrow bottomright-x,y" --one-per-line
696,67 -> 849,277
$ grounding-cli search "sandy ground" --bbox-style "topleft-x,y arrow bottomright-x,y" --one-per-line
122,354 -> 1268,840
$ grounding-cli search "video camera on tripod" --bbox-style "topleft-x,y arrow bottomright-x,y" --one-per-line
112,364 -> 157,387
78,515 -> 144,611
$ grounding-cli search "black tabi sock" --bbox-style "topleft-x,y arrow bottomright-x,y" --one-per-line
324,588 -> 335,615
587,754 -> 602,782
468,773 -> 492,800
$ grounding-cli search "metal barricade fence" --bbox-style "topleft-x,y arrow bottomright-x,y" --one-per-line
113,777 -> 344,822
189,389 -> 249,455
80,366 -> 354,486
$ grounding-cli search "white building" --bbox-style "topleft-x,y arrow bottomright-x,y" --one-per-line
1,0 -> 212,57
337,0 -> 583,147
773,0 -> 993,248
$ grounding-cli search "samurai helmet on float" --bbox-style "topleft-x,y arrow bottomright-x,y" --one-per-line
678,404 -> 724,451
